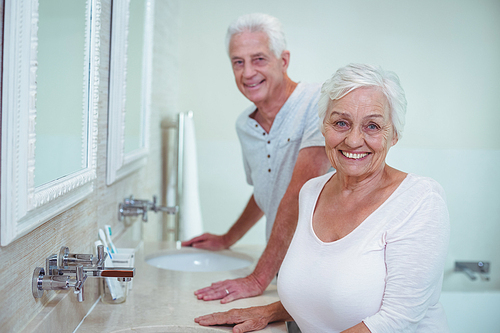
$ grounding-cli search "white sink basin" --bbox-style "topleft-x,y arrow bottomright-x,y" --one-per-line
146,248 -> 253,272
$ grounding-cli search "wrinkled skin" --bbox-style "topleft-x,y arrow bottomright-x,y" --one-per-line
194,275 -> 264,304
321,87 -> 398,183
181,233 -> 229,251
195,302 -> 290,333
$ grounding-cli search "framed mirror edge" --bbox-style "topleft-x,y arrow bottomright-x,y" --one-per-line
0,0 -> 101,246
106,0 -> 154,186
1,182 -> 95,246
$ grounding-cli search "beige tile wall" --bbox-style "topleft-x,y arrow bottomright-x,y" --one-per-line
0,1 -> 180,332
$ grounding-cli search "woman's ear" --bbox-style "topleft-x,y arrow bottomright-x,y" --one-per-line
391,128 -> 399,146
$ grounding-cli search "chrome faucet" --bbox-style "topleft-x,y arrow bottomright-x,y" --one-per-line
119,195 -> 178,221
32,245 -> 135,302
455,261 -> 490,281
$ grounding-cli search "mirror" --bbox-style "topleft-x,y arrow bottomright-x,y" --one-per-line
0,0 -> 101,246
106,0 -> 154,185
34,1 -> 87,187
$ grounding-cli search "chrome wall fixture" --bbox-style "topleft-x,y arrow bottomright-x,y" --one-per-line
118,195 -> 178,222
455,261 -> 490,281
32,245 -> 135,302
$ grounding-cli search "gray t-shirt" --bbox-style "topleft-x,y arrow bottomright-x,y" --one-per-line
235,82 -> 325,241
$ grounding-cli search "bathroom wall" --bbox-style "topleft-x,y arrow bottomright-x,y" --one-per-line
0,1 -> 180,332
177,0 -> 500,291
1,1 -> 496,331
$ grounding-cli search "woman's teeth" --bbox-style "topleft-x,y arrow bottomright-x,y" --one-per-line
342,151 -> 368,159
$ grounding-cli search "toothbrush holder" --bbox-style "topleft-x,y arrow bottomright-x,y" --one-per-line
100,248 -> 135,304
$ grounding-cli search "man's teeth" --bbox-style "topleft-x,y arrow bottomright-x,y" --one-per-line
342,151 -> 368,159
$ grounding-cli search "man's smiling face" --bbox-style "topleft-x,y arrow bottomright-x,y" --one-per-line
229,31 -> 286,107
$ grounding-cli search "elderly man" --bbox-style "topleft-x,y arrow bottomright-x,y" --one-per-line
181,13 -> 331,303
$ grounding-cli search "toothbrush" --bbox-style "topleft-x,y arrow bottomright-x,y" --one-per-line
99,229 -> 113,259
104,225 -> 117,254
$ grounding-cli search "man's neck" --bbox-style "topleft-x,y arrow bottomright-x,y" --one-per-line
253,76 -> 298,133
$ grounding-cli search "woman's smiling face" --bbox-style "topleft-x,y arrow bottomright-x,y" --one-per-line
322,87 -> 398,180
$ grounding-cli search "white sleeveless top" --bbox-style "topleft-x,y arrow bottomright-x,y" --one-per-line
278,172 -> 450,332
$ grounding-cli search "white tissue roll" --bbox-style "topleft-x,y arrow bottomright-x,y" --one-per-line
180,113 -> 204,241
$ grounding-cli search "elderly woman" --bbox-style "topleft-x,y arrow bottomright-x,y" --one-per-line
195,63 -> 450,333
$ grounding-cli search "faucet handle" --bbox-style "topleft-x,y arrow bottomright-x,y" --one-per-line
151,195 -> 178,214
99,267 -> 135,278
96,244 -> 107,267
477,261 -> 489,272
57,246 -> 69,268
72,265 -> 87,302
56,246 -> 98,269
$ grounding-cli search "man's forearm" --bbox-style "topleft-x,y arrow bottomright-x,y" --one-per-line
250,146 -> 331,289
251,190 -> 298,288
193,147 -> 330,303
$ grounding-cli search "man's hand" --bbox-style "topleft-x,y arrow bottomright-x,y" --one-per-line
181,233 -> 229,251
194,274 -> 265,304
195,302 -> 289,333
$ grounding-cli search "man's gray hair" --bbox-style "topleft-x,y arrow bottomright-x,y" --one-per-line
225,13 -> 287,59
318,63 -> 407,139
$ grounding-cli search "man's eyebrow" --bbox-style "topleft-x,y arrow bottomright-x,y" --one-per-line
251,52 -> 267,57
231,52 -> 268,61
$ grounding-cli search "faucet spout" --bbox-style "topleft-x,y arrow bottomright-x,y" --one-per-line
457,265 -> 477,280
86,267 -> 135,279
119,195 -> 178,221
455,261 -> 490,281
33,245 -> 135,302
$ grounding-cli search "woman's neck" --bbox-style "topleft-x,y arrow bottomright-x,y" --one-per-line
331,165 -> 403,198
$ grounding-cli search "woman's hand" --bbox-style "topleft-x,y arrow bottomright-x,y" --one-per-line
195,302 -> 290,333
181,233 -> 229,250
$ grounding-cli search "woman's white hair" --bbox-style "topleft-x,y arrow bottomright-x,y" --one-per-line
225,13 -> 286,59
318,63 -> 407,139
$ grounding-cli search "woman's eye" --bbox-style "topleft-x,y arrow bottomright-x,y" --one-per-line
367,123 -> 379,130
336,121 -> 348,127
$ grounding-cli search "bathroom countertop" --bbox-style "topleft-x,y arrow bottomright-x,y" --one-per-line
76,242 -> 287,333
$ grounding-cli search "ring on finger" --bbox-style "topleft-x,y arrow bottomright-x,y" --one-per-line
225,288 -> 229,295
